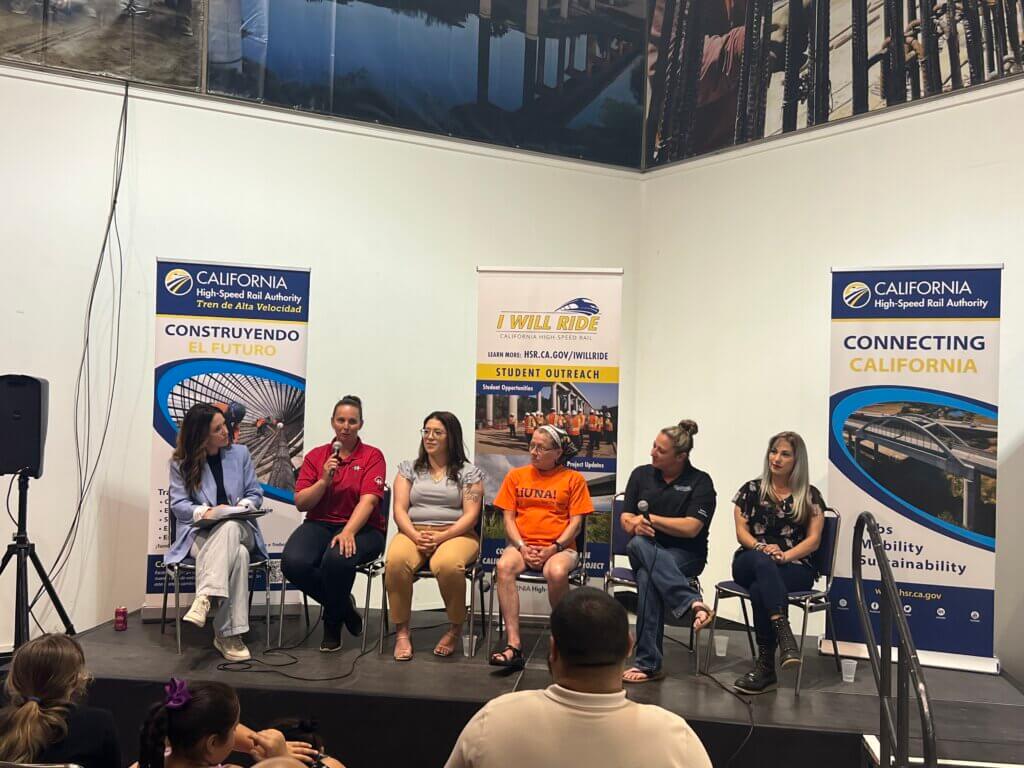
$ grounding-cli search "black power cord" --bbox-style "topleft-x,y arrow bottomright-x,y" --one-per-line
29,80 -> 130,629
664,632 -> 756,767
216,611 -> 448,683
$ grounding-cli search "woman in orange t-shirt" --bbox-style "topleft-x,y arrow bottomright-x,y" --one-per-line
488,425 -> 593,669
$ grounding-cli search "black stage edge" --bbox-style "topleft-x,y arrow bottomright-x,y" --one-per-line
72,611 -> 1024,768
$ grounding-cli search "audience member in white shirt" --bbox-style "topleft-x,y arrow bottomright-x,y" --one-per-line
445,587 -> 713,768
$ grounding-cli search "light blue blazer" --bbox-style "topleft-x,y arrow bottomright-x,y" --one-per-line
166,443 -> 268,565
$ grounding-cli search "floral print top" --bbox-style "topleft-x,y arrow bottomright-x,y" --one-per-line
733,478 -> 825,570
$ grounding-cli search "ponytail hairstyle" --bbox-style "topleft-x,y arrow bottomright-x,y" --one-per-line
138,680 -> 239,768
660,419 -> 699,456
333,395 -> 363,423
759,431 -> 813,526
172,403 -> 221,495
0,633 -> 89,763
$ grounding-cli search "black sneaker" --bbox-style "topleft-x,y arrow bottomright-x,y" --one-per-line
343,594 -> 363,637
320,621 -> 343,653
733,666 -> 778,694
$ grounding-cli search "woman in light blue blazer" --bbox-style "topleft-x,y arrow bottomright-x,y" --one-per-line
167,403 -> 268,661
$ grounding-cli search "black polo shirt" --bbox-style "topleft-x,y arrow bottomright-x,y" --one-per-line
623,463 -> 716,559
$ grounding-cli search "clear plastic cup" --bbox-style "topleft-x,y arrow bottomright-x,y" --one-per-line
841,658 -> 857,683
462,634 -> 475,657
714,635 -> 728,657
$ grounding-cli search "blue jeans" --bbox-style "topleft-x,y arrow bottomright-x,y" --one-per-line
627,535 -> 705,673
732,549 -> 814,646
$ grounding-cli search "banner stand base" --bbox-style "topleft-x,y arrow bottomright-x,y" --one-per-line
819,638 -> 1000,675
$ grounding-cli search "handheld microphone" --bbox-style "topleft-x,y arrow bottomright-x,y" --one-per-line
638,500 -> 651,521
329,441 -> 342,476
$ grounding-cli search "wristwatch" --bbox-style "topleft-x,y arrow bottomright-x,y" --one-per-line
555,540 -> 565,552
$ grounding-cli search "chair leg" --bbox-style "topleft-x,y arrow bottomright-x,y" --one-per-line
378,579 -> 388,655
304,594 -> 310,627
161,567 -> 170,635
361,569 -> 374,654
826,603 -> 842,674
739,598 -> 756,659
173,569 -> 182,655
487,570 -> 497,658
478,575 -> 487,639
277,578 -> 288,648
467,569 -> 477,658
795,604 -> 810,697
264,564 -> 271,649
703,589 -> 722,675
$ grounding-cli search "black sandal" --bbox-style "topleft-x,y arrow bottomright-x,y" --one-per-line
489,644 -> 525,670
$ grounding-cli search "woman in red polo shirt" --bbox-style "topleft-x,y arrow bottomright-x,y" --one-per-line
281,395 -> 387,652
488,425 -> 592,670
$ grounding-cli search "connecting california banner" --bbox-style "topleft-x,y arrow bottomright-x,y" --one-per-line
474,267 -> 623,609
827,266 -> 1001,673
144,259 -> 310,612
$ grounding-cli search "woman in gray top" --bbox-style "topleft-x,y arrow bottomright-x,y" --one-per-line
384,411 -> 484,661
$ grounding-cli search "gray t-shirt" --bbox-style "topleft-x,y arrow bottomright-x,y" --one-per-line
397,460 -> 484,525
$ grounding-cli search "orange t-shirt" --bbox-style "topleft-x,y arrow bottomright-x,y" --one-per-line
493,465 -> 593,547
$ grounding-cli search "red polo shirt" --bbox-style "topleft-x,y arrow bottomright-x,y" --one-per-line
295,440 -> 387,531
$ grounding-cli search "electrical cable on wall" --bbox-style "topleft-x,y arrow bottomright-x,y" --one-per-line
28,80 -> 130,631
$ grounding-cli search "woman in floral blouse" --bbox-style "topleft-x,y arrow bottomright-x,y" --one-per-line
730,431 -> 825,694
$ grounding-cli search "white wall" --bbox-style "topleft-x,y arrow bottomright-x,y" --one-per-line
3,63 -> 1022,680
0,65 -> 641,644
638,79 -> 1024,678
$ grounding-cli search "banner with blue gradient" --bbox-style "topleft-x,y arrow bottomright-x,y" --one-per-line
827,266 -> 1001,672
145,260 -> 310,604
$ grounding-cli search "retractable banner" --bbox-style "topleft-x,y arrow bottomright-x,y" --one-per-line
827,266 -> 1001,672
474,267 -> 623,610
145,260 -> 310,612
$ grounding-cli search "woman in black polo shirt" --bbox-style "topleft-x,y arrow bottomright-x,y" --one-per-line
620,419 -> 716,683
730,430 -> 825,694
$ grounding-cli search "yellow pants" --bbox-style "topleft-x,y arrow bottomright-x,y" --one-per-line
384,527 -> 480,625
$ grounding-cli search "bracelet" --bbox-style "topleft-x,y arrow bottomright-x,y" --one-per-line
753,542 -> 766,552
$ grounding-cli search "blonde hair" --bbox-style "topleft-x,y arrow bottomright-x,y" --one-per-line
660,419 -> 699,455
759,431 -> 812,526
0,634 -> 89,763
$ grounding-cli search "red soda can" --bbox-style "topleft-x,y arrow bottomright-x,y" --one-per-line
114,607 -> 128,631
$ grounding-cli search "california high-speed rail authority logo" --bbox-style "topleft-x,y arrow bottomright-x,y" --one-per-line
164,268 -> 194,296
842,281 -> 871,309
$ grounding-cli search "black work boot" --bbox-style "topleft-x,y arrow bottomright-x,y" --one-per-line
733,644 -> 777,694
772,615 -> 801,668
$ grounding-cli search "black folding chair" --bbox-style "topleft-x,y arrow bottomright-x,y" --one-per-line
486,511 -> 589,658
277,488 -> 390,653
377,511 -> 489,656
703,508 -> 843,695
160,511 -> 272,654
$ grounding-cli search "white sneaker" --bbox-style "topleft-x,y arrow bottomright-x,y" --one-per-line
214,635 -> 251,662
183,595 -> 210,628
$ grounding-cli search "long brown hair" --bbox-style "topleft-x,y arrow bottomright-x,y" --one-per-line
173,403 -> 221,495
0,634 -> 89,763
413,411 -> 470,483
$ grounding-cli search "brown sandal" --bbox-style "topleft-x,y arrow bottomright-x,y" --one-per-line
394,634 -> 413,662
433,629 -> 460,657
622,667 -> 665,683
692,601 -> 715,632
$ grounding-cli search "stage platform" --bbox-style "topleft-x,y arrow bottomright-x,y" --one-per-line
74,609 -> 1024,768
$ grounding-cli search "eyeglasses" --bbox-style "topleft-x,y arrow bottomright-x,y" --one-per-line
528,443 -> 558,453
421,429 -> 447,438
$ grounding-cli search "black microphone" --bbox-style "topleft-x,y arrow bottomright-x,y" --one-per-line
329,441 -> 342,476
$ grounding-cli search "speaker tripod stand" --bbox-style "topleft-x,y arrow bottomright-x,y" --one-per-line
0,472 -> 75,657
